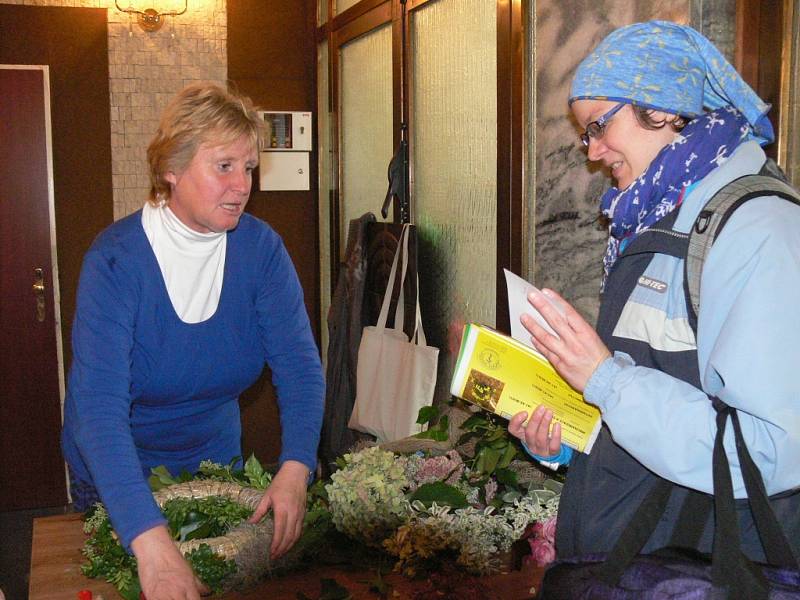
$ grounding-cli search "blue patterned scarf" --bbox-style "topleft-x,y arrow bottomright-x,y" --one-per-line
600,106 -> 751,280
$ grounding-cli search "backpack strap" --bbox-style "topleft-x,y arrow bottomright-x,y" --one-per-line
684,159 -> 800,331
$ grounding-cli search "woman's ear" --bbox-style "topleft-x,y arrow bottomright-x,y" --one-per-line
164,171 -> 177,186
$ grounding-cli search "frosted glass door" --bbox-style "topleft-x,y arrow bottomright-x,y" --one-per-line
339,23 -> 393,254
411,0 -> 497,401
335,0 -> 363,14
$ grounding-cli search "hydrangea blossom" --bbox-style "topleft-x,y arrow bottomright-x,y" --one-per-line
326,446 -> 413,545
326,446 -> 561,574
406,450 -> 465,491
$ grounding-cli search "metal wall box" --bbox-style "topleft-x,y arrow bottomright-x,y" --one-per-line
259,151 -> 310,191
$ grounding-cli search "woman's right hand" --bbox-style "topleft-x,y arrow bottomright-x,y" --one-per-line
131,525 -> 208,600
509,406 -> 562,458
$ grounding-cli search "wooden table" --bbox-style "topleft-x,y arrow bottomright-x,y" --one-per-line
30,514 -> 542,599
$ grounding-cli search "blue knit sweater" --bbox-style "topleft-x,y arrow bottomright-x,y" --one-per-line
61,210 -> 324,548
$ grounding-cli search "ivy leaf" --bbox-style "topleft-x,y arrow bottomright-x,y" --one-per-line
119,581 -> 141,600
494,467 -> 518,488
416,405 -> 439,425
413,413 -> 449,441
410,482 -> 468,509
182,520 -> 214,542
477,447 -> 501,475
244,454 -> 265,484
475,452 -> 486,474
428,428 -> 449,442
437,415 -> 449,431
461,414 -> 492,431
148,465 -> 178,491
542,478 -> 564,493
497,443 -> 518,469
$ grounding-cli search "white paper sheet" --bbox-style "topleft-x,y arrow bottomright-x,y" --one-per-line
503,268 -> 565,348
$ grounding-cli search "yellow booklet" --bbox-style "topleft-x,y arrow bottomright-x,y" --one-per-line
450,323 -> 601,454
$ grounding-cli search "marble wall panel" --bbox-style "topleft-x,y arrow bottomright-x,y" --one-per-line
784,3 -> 800,186
528,0 -> 735,325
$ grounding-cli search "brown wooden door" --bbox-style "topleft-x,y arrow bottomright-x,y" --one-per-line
0,66 -> 68,510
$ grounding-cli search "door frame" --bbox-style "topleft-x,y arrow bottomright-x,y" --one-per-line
318,0 -> 525,333
1,64 -> 68,504
1,65 -> 66,407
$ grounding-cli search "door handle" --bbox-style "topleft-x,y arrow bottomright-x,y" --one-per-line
32,267 -> 45,322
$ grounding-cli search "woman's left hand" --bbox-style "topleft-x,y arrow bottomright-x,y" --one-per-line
523,288 -> 611,393
248,460 -> 309,560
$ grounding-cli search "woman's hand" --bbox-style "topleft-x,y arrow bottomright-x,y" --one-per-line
509,406 -> 562,457
522,288 -> 611,393
131,525 -> 208,600
248,460 -> 309,559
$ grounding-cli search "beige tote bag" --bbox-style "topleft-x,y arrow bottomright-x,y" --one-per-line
348,224 -> 439,443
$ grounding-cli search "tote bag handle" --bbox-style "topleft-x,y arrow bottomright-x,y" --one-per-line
375,224 -> 427,346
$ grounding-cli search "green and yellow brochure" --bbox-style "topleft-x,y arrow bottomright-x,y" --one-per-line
450,323 -> 601,454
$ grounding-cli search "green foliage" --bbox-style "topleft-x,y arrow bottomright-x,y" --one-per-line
82,500 -> 242,598
162,496 -> 252,542
409,481 -> 468,509
458,412 -> 520,477
194,456 -> 243,484
413,405 -> 450,442
243,454 -> 272,488
81,505 -> 141,600
195,454 -> 274,489
416,405 -> 439,426
148,465 -> 192,491
84,455 -> 275,598
184,544 -> 237,594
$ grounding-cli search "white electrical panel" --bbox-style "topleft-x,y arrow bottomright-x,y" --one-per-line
259,151 -> 310,191
259,111 -> 312,151
258,111 -> 312,191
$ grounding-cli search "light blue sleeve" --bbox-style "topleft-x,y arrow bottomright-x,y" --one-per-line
584,195 -> 800,498
521,441 -> 574,470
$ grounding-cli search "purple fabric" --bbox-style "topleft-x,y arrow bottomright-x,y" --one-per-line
540,554 -> 800,599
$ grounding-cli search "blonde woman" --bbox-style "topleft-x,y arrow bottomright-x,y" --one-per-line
62,84 -> 324,600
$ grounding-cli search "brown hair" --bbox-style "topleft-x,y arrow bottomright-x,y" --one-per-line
146,83 -> 264,205
632,105 -> 688,133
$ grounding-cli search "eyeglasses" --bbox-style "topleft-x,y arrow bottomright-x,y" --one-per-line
580,103 -> 626,147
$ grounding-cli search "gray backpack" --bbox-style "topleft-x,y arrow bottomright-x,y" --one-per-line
684,159 -> 800,328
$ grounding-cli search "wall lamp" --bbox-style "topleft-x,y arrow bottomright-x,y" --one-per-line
115,1 -> 187,33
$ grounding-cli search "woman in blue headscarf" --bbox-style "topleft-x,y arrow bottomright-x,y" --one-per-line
507,21 -> 800,560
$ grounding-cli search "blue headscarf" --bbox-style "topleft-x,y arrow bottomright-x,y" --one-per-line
569,21 -> 773,284
570,20 -> 773,145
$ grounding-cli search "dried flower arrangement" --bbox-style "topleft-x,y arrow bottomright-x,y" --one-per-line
80,409 -> 561,597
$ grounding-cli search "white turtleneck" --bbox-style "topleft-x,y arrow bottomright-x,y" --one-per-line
141,201 -> 227,323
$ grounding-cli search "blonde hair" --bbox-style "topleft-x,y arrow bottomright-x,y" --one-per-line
146,83 -> 264,205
